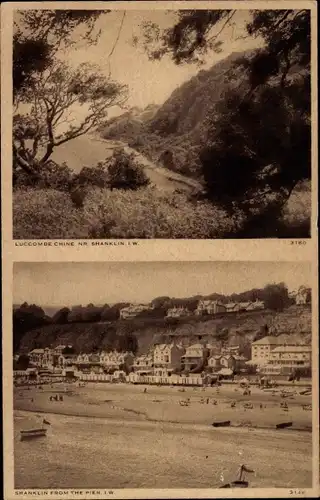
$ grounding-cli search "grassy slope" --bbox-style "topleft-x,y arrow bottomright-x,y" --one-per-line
18,305 -> 311,354
13,186 -> 240,239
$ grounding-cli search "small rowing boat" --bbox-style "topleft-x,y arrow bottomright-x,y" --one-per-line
20,428 -> 47,441
212,420 -> 231,427
219,464 -> 254,488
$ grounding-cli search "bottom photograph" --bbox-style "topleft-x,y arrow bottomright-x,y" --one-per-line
12,261 -> 313,490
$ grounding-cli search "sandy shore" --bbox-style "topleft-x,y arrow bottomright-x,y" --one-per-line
14,382 -> 312,431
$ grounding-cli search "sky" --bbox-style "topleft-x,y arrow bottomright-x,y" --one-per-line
16,9 -> 263,125
60,10 -> 262,111
13,262 -> 311,307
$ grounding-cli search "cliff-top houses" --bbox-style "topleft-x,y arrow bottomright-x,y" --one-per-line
118,298 -> 267,321
195,300 -> 226,316
120,303 -> 154,319
289,286 -> 311,306
166,306 -> 193,318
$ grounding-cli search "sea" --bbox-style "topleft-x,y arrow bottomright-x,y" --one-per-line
14,411 -> 312,489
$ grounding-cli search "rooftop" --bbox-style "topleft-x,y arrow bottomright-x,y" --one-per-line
252,336 -> 281,345
272,345 -> 311,353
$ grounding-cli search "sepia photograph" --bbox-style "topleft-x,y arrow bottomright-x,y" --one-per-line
12,261 -> 313,490
11,5 -> 313,240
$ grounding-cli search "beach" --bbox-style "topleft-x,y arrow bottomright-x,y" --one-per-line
14,382 -> 312,489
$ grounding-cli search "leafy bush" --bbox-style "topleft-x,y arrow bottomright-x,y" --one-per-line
13,188 -> 90,239
13,160 -> 74,191
14,183 -> 307,239
13,186 -> 241,239
83,187 -> 240,238
74,163 -> 109,188
107,148 -> 150,190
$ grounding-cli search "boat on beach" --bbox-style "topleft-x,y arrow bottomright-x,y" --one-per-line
20,428 -> 47,441
212,420 -> 231,427
219,464 -> 254,488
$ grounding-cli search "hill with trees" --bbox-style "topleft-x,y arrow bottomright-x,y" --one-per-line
101,9 -> 311,237
13,283 -> 311,354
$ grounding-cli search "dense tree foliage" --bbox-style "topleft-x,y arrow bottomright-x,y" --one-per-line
52,307 -> 71,324
262,283 -> 291,312
13,10 -> 127,181
107,148 -> 150,190
14,354 -> 30,370
62,346 -> 76,355
13,303 -> 50,352
13,61 -> 127,179
13,10 -> 105,95
139,10 -> 311,224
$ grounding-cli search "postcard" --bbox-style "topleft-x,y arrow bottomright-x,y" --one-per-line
1,1 -> 319,499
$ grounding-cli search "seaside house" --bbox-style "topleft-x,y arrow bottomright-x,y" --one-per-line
195,300 -> 226,316
88,353 -> 101,365
42,347 -> 56,368
260,345 -> 311,376
132,353 -> 154,375
76,353 -> 90,365
208,353 -> 247,373
181,343 -> 209,373
221,345 -> 241,356
100,351 -> 134,372
120,304 -> 154,319
28,348 -> 45,367
153,343 -> 186,374
58,353 -> 78,368
166,306 -> 192,318
207,355 -> 222,371
54,345 -> 68,356
250,336 -> 281,365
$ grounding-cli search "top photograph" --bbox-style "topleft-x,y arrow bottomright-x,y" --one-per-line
12,7 -> 313,239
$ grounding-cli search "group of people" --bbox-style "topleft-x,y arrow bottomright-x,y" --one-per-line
49,394 -> 64,402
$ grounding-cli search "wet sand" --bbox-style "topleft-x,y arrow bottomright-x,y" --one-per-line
14,382 -> 312,430
14,383 -> 313,489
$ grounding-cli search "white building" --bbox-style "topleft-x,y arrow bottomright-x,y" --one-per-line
100,351 -> 134,371
181,343 -> 209,373
246,300 -> 265,311
120,304 -> 153,319
295,287 -> 310,305
251,336 -> 280,365
153,343 -> 185,372
28,348 -> 45,366
225,303 -> 240,313
166,306 -> 192,318
132,353 -> 154,374
195,300 -> 226,316
261,345 -> 311,375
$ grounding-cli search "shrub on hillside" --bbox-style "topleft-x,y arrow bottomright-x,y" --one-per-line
74,164 -> 109,188
107,148 -> 150,190
13,185 -> 242,239
83,187 -> 241,239
13,160 -> 74,191
13,188 -> 90,239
